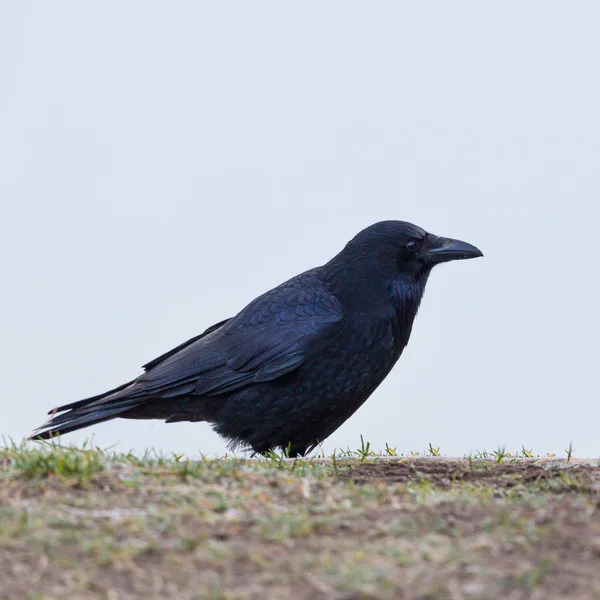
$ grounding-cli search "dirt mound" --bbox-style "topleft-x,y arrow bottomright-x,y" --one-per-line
343,457 -> 600,492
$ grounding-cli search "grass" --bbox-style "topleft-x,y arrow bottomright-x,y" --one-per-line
1,439 -> 600,599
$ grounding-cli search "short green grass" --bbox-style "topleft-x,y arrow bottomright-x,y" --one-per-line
1,439 -> 599,599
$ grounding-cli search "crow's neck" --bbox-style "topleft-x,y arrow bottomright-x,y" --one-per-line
322,256 -> 389,311
324,259 -> 430,361
323,257 -> 430,325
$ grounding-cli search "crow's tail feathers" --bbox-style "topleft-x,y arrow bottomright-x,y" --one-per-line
27,380 -> 142,441
28,405 -> 139,440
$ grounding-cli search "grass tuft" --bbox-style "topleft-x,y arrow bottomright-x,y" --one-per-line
1,439 -> 106,481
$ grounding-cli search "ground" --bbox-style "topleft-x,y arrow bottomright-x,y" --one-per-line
1,443 -> 600,599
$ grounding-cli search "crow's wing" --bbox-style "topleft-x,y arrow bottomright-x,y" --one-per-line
132,281 -> 344,400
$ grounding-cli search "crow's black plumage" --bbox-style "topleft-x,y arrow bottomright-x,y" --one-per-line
30,221 -> 482,455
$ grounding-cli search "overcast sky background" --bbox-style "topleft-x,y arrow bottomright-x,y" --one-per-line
1,2 -> 599,458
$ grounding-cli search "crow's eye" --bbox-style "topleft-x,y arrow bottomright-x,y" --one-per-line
405,239 -> 420,253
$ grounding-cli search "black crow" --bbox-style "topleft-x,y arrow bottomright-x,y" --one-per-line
29,221 -> 482,455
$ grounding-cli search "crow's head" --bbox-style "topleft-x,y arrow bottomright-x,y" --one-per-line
326,220 -> 482,306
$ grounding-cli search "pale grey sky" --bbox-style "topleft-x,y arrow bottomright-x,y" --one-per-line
1,2 -> 599,457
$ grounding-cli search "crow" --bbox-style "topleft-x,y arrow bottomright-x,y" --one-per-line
29,221 -> 482,455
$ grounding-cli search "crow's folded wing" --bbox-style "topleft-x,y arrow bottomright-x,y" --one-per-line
75,281 -> 345,409
132,286 -> 344,399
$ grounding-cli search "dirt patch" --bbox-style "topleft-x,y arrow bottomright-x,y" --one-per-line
343,457 -> 600,492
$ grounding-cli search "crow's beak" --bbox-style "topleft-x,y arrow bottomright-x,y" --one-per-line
425,236 -> 483,265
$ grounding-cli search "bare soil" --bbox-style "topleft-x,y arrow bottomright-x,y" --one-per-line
2,453 -> 600,599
